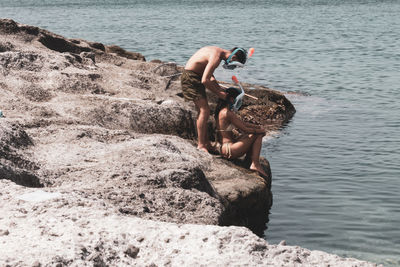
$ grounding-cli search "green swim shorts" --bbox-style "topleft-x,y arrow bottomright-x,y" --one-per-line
180,69 -> 207,101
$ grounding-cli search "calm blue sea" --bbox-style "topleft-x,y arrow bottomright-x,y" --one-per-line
1,0 -> 399,265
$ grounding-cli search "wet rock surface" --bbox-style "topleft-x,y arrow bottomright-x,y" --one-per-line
0,19 -> 377,266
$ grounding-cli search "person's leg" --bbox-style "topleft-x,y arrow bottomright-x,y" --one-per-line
221,133 -> 267,177
249,134 -> 267,177
193,97 -> 210,152
244,144 -> 253,167
227,134 -> 257,158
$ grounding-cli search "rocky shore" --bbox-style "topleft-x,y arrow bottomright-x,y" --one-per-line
0,19 -> 378,266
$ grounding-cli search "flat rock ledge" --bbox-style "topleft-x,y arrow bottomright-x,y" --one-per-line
0,19 -> 378,266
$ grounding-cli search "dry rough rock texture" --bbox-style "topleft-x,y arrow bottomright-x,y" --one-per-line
0,180 -> 378,267
0,19 -> 377,266
0,121 -> 41,187
0,18 -> 277,227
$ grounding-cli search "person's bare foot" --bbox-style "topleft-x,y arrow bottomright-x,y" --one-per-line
250,163 -> 268,178
197,141 -> 213,153
197,146 -> 209,153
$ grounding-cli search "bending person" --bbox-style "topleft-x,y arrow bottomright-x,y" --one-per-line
181,46 -> 248,152
215,87 -> 267,177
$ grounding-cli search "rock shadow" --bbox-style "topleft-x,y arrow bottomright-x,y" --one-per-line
0,121 -> 43,187
38,34 -> 91,54
0,165 -> 43,188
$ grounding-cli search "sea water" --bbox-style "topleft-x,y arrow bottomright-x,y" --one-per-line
1,0 -> 399,265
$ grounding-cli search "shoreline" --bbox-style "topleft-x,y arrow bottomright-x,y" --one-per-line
0,19 -> 378,266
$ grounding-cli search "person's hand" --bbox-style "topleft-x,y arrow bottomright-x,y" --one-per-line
219,90 -> 228,100
256,128 -> 267,136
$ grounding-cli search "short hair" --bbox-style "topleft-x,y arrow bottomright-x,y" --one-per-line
230,47 -> 247,64
226,87 -> 241,99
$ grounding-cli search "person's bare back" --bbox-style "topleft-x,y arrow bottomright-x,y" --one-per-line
184,46 -> 230,98
184,46 -> 224,75
185,46 -> 248,87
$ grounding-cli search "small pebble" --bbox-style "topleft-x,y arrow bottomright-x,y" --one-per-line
0,229 -> 9,236
125,245 -> 140,259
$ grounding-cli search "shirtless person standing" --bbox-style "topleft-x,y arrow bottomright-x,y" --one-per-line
181,46 -> 248,152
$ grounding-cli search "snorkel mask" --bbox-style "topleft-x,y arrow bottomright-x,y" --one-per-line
227,85 -> 245,112
222,48 -> 247,70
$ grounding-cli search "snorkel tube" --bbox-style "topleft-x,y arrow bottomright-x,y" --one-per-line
231,75 -> 245,112
248,47 -> 255,58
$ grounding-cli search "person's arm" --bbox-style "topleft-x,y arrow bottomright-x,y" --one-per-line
201,51 -> 227,100
244,122 -> 262,129
228,111 -> 266,134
